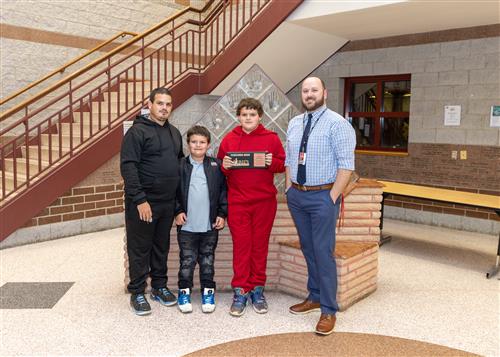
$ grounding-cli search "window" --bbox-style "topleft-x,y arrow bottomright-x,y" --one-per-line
344,74 -> 411,152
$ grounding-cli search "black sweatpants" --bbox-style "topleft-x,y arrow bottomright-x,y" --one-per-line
125,199 -> 175,294
177,230 -> 219,290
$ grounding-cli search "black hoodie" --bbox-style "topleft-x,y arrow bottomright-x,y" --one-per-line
120,114 -> 184,204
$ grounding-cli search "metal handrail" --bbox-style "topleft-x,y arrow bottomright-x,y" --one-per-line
0,0 -> 272,202
0,31 -> 137,107
0,0 -> 218,121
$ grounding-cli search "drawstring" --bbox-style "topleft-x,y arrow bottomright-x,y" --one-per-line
237,128 -> 243,151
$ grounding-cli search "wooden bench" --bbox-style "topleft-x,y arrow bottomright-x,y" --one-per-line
379,180 -> 500,279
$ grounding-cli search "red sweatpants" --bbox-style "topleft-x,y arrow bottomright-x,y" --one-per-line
228,198 -> 277,293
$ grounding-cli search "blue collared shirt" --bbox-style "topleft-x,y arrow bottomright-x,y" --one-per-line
285,106 -> 356,185
181,156 -> 212,233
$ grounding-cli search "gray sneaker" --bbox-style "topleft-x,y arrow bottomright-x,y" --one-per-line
250,286 -> 268,314
151,287 -> 177,306
229,288 -> 248,317
130,293 -> 152,316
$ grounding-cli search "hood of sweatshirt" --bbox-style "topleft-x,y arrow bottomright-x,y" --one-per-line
133,114 -> 171,150
227,124 -> 278,151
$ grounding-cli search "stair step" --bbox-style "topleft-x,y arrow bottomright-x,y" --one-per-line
59,122 -> 103,136
90,101 -> 130,114
22,145 -> 70,162
69,112 -> 106,125
104,91 -> 145,104
41,133 -> 84,148
0,170 -> 27,191
3,158 -> 50,175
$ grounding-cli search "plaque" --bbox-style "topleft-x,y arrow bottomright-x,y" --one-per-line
227,151 -> 267,169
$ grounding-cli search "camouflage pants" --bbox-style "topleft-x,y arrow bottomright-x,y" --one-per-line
177,230 -> 218,290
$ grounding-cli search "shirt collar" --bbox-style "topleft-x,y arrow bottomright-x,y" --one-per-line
304,105 -> 327,122
188,155 -> 204,166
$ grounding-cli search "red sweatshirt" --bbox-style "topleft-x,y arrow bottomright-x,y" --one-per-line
217,124 -> 285,205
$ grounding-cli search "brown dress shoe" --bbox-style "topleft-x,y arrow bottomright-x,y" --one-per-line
315,313 -> 336,335
289,299 -> 321,315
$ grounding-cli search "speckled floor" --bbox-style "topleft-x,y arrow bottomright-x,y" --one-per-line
1,219 -> 499,356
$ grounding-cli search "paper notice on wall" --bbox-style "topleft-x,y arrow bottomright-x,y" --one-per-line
490,105 -> 500,127
123,121 -> 133,135
444,105 -> 461,126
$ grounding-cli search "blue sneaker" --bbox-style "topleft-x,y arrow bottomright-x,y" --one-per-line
229,288 -> 248,317
178,288 -> 192,313
130,293 -> 152,316
202,288 -> 215,313
250,286 -> 268,314
151,287 -> 177,307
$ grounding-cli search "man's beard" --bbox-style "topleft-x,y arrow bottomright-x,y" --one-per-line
302,96 -> 325,112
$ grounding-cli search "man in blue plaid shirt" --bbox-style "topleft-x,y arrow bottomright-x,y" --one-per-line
285,77 -> 356,335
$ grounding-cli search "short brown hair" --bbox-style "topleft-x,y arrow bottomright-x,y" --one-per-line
186,125 -> 211,143
149,87 -> 172,103
236,98 -> 263,117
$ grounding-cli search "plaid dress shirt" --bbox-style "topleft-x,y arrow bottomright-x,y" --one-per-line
285,106 -> 356,186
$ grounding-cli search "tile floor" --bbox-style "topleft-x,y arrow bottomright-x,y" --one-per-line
1,219 -> 498,356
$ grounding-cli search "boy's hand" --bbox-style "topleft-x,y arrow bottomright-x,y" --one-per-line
222,155 -> 234,170
175,213 -> 187,225
213,216 -> 225,230
137,202 -> 152,223
265,153 -> 273,166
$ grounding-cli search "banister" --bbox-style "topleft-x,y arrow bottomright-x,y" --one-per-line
0,0 -> 272,187
0,0 -> 217,121
0,31 -> 137,107
0,0 -> 303,238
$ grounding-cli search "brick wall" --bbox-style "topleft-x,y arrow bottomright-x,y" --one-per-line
23,183 -> 124,229
384,194 -> 499,223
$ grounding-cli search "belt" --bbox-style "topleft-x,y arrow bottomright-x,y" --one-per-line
291,182 -> 334,192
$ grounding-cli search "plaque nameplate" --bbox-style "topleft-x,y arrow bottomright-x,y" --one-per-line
227,151 -> 267,169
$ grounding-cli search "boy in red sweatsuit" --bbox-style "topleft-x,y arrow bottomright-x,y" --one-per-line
217,97 -> 285,317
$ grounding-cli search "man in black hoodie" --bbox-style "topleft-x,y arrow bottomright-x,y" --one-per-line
121,87 -> 184,315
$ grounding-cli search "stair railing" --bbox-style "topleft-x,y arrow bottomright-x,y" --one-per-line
0,31 -> 137,109
0,0 -> 271,202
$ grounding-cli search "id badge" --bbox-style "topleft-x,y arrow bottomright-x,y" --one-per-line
298,151 -> 306,165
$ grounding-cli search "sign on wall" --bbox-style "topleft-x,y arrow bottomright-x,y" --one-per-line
444,105 -> 461,126
490,105 -> 500,128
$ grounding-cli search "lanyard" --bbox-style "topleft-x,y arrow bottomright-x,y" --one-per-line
300,108 -> 327,152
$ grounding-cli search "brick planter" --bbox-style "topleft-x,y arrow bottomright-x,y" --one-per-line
278,240 -> 378,311
123,179 -> 383,310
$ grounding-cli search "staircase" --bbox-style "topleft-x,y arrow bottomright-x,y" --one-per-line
0,0 -> 303,241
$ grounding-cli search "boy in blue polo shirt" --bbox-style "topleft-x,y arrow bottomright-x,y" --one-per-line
174,125 -> 227,313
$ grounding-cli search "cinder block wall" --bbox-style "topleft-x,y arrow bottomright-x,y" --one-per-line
0,0 -> 187,103
287,27 -> 500,234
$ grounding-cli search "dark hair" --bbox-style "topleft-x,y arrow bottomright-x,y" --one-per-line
236,97 -> 263,117
186,125 -> 211,144
149,87 -> 172,103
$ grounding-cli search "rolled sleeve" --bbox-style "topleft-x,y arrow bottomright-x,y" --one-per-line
331,120 -> 356,171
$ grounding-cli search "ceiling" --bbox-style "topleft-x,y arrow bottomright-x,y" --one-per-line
288,0 -> 500,40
